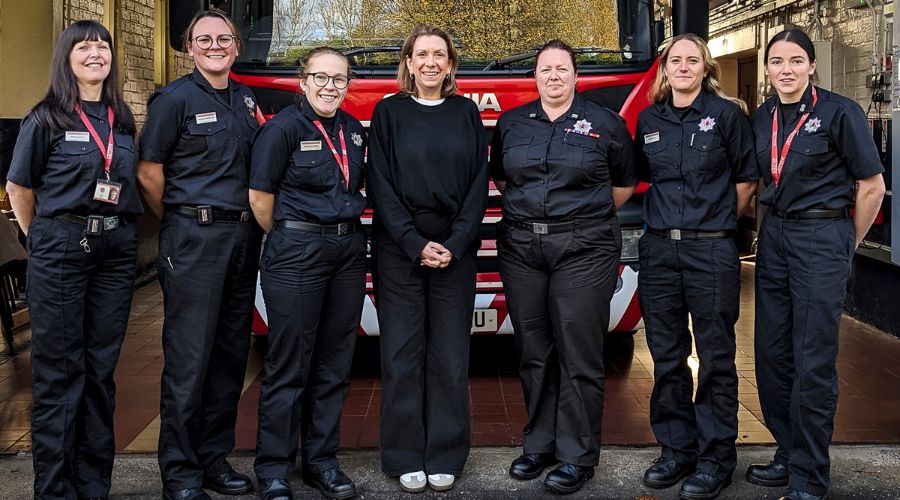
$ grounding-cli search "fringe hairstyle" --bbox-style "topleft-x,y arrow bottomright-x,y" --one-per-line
648,34 -> 747,114
28,20 -> 135,133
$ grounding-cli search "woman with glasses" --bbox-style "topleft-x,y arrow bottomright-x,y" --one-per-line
368,24 -> 488,493
136,9 -> 261,499
248,47 -> 366,500
6,20 -> 141,499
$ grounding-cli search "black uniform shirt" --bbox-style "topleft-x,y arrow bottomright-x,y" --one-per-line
139,69 -> 259,211
752,85 -> 884,212
7,101 -> 143,216
490,93 -> 638,221
635,89 -> 757,231
249,97 -> 367,223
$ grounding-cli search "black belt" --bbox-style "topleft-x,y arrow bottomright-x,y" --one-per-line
507,218 -> 605,235
173,205 -> 252,224
770,208 -> 848,220
277,219 -> 360,235
647,228 -> 730,240
55,214 -> 126,233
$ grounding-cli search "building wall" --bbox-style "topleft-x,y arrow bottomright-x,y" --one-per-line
709,0 -> 892,117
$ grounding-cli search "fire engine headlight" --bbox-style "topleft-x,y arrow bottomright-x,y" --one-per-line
620,228 -> 644,262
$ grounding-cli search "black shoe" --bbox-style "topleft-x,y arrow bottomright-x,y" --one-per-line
543,463 -> 594,494
679,471 -> 732,500
509,452 -> 558,480
203,462 -> 254,495
778,488 -> 828,500
162,488 -> 211,500
746,461 -> 789,487
302,468 -> 357,499
642,457 -> 696,488
258,478 -> 294,500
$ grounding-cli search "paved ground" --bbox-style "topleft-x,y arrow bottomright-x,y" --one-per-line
1,445 -> 898,499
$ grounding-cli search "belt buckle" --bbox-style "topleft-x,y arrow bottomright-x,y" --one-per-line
336,222 -> 349,235
103,216 -> 119,231
532,223 -> 549,235
669,229 -> 681,240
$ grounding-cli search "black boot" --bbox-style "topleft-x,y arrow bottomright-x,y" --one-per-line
509,453 -> 558,480
543,463 -> 594,494
642,457 -> 696,488
258,478 -> 293,500
745,461 -> 789,487
679,471 -> 732,500
302,468 -> 357,499
777,488 -> 828,500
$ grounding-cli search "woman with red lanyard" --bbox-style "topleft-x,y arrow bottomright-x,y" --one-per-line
749,28 -> 885,500
5,20 -> 142,499
249,47 -> 367,500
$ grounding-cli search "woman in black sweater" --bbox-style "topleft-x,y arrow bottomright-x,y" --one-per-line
367,24 -> 488,494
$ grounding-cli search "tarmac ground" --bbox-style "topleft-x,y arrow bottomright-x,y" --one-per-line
0,445 -> 898,499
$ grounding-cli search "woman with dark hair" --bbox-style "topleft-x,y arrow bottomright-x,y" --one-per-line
136,9 -> 261,500
748,28 -> 885,500
490,39 -> 637,495
5,20 -> 141,499
368,24 -> 488,494
249,47 -> 366,500
634,34 -> 757,500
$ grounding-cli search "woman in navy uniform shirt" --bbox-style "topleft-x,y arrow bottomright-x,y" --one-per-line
633,34 -> 757,500
490,40 -> 637,495
6,20 -> 141,499
136,10 -> 261,500
368,24 -> 488,494
249,47 -> 366,500
748,29 -> 885,500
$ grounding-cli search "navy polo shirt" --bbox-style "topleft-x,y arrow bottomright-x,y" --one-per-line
139,69 -> 259,211
634,89 -> 757,231
490,93 -> 638,221
249,97 -> 367,224
752,85 -> 884,212
7,101 -> 143,217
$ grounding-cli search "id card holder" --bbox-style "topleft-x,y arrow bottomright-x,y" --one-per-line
197,205 -> 214,225
93,178 -> 122,204
86,215 -> 105,235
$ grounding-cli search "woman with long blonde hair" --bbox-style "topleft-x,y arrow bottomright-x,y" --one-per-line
633,34 -> 757,499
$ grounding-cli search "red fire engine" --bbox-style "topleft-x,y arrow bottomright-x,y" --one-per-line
169,0 -> 710,335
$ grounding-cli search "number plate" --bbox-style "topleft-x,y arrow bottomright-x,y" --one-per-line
472,308 -> 498,332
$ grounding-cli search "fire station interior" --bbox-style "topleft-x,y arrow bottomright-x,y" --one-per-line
0,0 -> 899,463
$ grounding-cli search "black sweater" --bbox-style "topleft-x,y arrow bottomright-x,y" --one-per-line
367,94 -> 489,262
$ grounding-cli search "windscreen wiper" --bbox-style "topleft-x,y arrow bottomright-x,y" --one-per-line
483,47 -> 642,71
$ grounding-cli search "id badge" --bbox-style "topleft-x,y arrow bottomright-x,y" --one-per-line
93,178 -> 122,204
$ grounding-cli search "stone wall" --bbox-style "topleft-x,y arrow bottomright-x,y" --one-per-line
710,0 -> 891,118
64,0 -> 104,22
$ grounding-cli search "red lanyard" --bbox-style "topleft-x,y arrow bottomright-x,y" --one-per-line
77,104 -> 116,178
312,120 -> 350,187
770,86 -> 817,186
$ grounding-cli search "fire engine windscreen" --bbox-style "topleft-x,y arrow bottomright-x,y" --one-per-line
218,0 -> 627,67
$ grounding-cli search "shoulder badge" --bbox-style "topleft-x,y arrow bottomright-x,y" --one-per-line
698,116 -> 716,132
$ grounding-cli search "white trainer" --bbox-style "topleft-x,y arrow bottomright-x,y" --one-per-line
427,473 -> 455,491
399,470 -> 427,493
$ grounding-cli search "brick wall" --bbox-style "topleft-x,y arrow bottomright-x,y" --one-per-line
64,0 -> 104,22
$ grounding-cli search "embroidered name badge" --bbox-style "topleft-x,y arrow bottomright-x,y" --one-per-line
195,112 -> 218,124
65,131 -> 91,142
644,131 -> 660,144
301,140 -> 322,151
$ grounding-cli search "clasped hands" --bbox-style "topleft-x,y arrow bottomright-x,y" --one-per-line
419,241 -> 452,268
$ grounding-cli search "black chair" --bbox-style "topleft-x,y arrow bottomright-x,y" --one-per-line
0,214 -> 26,355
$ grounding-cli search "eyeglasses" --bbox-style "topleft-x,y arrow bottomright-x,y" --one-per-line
308,72 -> 350,90
191,34 -> 237,50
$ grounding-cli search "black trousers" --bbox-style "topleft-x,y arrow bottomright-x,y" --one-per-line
254,227 -> 366,479
374,240 -> 476,476
497,221 -> 619,467
27,216 -> 137,500
157,212 -> 261,490
637,232 -> 740,480
755,213 -> 854,496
